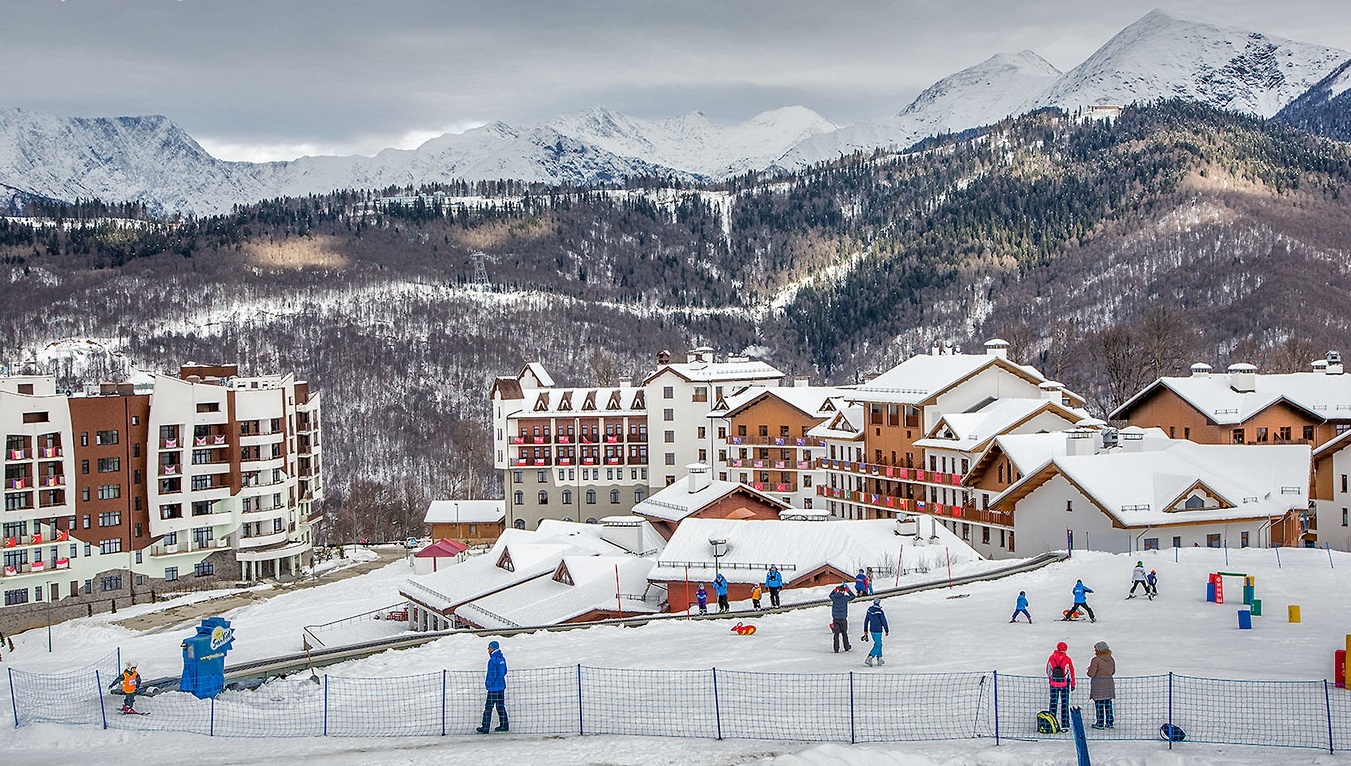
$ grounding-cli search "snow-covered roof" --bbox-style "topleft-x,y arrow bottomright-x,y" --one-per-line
512,386 -> 645,416
414,539 -> 468,558
717,385 -> 849,420
523,362 -> 555,388
632,471 -> 790,522
651,518 -> 978,585
914,398 -> 1081,452
455,555 -> 660,629
424,500 -> 505,525
643,359 -> 784,385
849,351 -> 1076,406
1111,370 -> 1351,425
808,403 -> 865,441
994,441 -> 1310,527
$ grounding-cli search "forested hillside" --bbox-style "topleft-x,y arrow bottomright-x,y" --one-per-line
1,102 -> 1348,541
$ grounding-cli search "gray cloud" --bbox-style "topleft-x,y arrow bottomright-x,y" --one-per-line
4,0 -> 1347,160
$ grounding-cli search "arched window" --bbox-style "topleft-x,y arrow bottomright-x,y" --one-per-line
513,518 -> 526,530
634,489 -> 646,503
586,517 -> 598,524
610,489 -> 621,504
562,489 -> 573,505
513,490 -> 523,505
586,490 -> 596,505
538,490 -> 548,504
562,517 -> 573,523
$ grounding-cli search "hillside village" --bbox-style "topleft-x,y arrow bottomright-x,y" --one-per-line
397,339 -> 1347,631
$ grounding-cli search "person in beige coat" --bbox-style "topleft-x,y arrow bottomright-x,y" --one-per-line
1087,640 -> 1116,729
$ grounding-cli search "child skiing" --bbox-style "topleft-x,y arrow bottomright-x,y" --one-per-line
862,598 -> 889,666
751,584 -> 763,611
118,661 -> 142,714
696,583 -> 709,615
1146,570 -> 1158,599
1011,590 -> 1032,623
1062,579 -> 1096,622
1127,561 -> 1148,598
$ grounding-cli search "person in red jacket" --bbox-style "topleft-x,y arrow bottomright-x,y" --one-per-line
1046,641 -> 1075,731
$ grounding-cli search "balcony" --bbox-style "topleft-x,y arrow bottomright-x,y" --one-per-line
193,435 -> 230,448
160,464 -> 182,476
816,458 -> 964,487
6,449 -> 28,461
40,475 -> 64,487
7,478 -> 31,490
627,434 -> 648,443
37,447 -> 62,459
727,436 -> 825,447
816,486 -> 1012,527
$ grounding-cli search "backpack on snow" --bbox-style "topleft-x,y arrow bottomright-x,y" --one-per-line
1159,723 -> 1187,741
1036,711 -> 1063,734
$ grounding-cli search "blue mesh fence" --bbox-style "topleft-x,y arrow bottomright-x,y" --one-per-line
8,659 -> 1348,752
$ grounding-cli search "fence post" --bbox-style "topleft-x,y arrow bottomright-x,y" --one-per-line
577,664 -> 584,735
712,667 -> 722,740
1167,672 -> 1174,751
209,694 -> 215,737
993,671 -> 1000,746
441,669 -> 447,737
849,671 -> 856,744
1326,680 -> 1335,754
322,675 -> 329,736
9,668 -> 19,728
94,670 -> 107,730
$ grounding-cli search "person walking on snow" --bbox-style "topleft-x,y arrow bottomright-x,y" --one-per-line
713,573 -> 730,613
1011,590 -> 1032,623
765,565 -> 784,608
751,584 -> 763,611
118,661 -> 142,714
855,568 -> 870,596
477,640 -> 508,733
829,581 -> 856,653
862,598 -> 889,666
1087,640 -> 1116,729
1046,641 -> 1076,731
1063,579 -> 1096,622
696,583 -> 709,615
1146,570 -> 1159,599
1127,561 -> 1148,598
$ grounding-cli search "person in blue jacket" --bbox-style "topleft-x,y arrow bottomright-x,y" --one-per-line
829,582 -> 856,653
1010,590 -> 1032,623
477,640 -> 508,733
862,598 -> 889,666
713,573 -> 730,613
696,583 -> 709,615
855,569 -> 870,596
765,565 -> 784,608
1063,579 -> 1097,622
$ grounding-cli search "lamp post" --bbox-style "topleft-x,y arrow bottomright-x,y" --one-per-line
45,579 -> 54,653
709,538 -> 728,579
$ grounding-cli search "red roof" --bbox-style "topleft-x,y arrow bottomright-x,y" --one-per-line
414,538 -> 468,558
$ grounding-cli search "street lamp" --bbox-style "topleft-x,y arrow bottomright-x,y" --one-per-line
45,579 -> 54,653
709,538 -> 728,579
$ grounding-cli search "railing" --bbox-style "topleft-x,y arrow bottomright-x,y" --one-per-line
816,486 -> 1013,526
728,436 -> 825,447
818,458 -> 964,487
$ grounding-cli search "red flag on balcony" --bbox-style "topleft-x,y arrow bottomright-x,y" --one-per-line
30,533 -> 42,545
55,529 -> 69,542
3,537 -> 14,548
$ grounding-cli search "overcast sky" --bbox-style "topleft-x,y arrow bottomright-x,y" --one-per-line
5,1 -> 1347,162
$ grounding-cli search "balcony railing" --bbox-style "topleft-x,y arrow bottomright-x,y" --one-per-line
817,458 -> 964,487
728,436 -> 825,447
6,449 -> 27,461
38,447 -> 62,458
816,486 -> 1012,526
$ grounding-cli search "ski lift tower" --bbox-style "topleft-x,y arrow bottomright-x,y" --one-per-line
470,251 -> 491,290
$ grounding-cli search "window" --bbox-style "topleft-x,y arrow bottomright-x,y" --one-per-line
537,490 -> 548,504
1206,533 -> 1221,548
1304,425 -> 1316,442
196,402 -> 220,413
697,427 -> 706,439
1255,427 -> 1268,443
635,489 -> 645,503
97,484 -> 121,500
97,457 -> 120,473
192,449 -> 212,464
514,519 -> 526,530
95,430 -> 119,445
1172,536 -> 1182,548
1065,500 -> 1073,513
693,387 -> 708,402
562,490 -> 573,505
664,430 -> 675,443
1279,426 -> 1291,442
663,386 -> 674,399
1343,475 -> 1348,494
513,470 -> 522,484
100,575 -> 123,591
4,588 -> 29,606
698,449 -> 707,462
1231,428 -> 1245,444
164,567 -> 178,582
99,539 -> 123,554
1343,508 -> 1348,527
981,527 -> 990,544
610,489 -> 620,504
1143,538 -> 1159,550
98,512 -> 121,527
191,475 -> 212,491
513,490 -> 523,505
586,490 -> 596,505
274,518 -> 284,533
665,453 -> 675,465
16,383 -> 33,395
537,470 -> 547,483
663,408 -> 674,422
194,561 -> 214,577
81,459 -> 90,474
1240,531 -> 1250,548
22,411 -> 48,423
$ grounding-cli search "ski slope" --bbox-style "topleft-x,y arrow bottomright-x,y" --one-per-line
3,545 -> 1350,765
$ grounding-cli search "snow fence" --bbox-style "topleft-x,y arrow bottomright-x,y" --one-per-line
10,656 -> 1351,752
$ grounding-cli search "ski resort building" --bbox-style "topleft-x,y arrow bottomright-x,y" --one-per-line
631,462 -> 793,540
0,363 -> 322,634
423,499 -> 504,545
1312,429 -> 1351,551
813,340 -> 1088,555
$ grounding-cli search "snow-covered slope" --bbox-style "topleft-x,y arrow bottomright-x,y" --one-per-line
1274,58 -> 1351,141
1026,10 -> 1349,117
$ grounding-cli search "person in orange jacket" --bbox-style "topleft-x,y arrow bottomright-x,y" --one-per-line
118,661 -> 142,713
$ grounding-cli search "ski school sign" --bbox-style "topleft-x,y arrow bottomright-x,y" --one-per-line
180,616 -> 237,699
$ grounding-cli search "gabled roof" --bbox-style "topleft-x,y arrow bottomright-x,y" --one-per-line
455,555 -> 660,629
632,473 -> 792,523
719,386 -> 850,421
643,359 -> 784,386
914,398 -> 1082,453
522,363 -> 555,388
1110,371 -> 1351,424
1313,427 -> 1351,465
507,386 -> 645,417
651,518 -> 977,585
424,500 -> 505,525
992,441 -> 1310,528
414,539 -> 469,558
808,404 -> 865,441
849,352 -> 1084,407
490,377 -> 524,400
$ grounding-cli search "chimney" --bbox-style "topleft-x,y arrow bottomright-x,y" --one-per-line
1039,381 -> 1064,402
1227,363 -> 1257,393
1327,351 -> 1344,375
1313,359 -> 1329,373
99,382 -> 115,395
617,377 -> 632,389
600,517 -> 644,555
794,375 -> 810,388
656,350 -> 671,366
1190,363 -> 1212,378
1065,428 -> 1096,457
116,383 -> 134,395
984,338 -> 1009,359
931,344 -> 940,356
1119,426 -> 1147,452
686,463 -> 712,494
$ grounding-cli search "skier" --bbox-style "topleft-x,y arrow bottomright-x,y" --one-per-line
765,565 -> 784,608
1087,640 -> 1116,729
1127,561 -> 1148,598
1046,641 -> 1076,731
696,583 -> 709,615
751,583 -> 763,611
713,573 -> 730,613
1010,590 -> 1032,623
477,640 -> 508,733
862,597 -> 889,666
829,581 -> 856,653
118,661 -> 142,714
1146,570 -> 1159,599
855,568 -> 870,596
1062,579 -> 1096,622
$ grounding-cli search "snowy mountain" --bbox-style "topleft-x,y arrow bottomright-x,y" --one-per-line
1274,58 -> 1351,141
1025,10 -> 1349,118
1,11 -> 1347,215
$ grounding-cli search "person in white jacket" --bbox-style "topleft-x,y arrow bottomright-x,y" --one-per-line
1126,561 -> 1148,599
